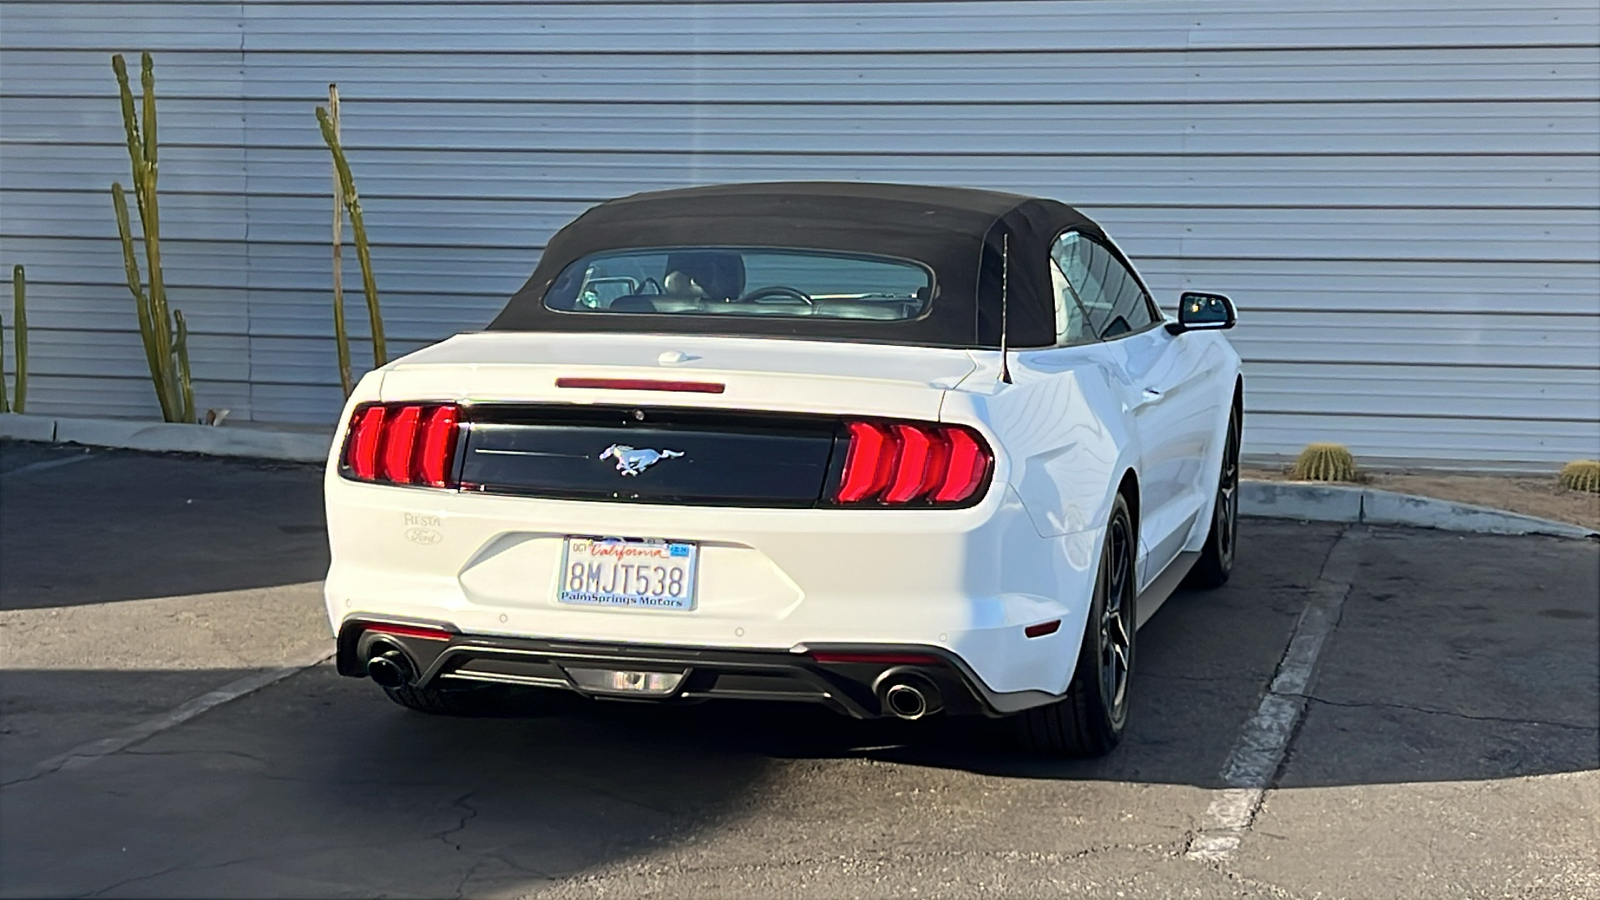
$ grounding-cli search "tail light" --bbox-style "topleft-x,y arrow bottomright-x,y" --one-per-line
832,419 -> 993,507
340,402 -> 461,488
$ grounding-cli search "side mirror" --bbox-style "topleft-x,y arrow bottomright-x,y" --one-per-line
1167,291 -> 1236,334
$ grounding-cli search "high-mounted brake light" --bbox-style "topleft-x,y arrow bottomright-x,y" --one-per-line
556,377 -> 726,394
832,420 -> 992,507
341,402 -> 461,489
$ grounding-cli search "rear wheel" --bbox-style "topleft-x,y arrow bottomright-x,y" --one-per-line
1184,402 -> 1241,590
1014,493 -> 1136,757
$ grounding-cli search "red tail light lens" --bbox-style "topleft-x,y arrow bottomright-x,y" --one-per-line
341,402 -> 461,489
837,421 -> 896,503
347,405 -> 388,481
381,405 -> 423,484
417,406 -> 460,488
832,420 -> 992,507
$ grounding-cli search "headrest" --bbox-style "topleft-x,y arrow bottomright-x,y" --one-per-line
664,250 -> 745,302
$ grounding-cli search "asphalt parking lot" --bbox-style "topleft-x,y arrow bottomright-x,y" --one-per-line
1,440 -> 1596,899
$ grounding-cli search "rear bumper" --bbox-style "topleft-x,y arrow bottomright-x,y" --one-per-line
337,619 -> 1056,718
324,470 -> 1105,699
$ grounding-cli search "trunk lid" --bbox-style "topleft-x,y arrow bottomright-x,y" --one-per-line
379,332 -> 976,421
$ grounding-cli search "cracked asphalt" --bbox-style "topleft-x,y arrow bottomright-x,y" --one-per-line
1,440 -> 1596,899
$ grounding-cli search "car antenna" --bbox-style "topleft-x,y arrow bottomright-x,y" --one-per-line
999,232 -> 1013,384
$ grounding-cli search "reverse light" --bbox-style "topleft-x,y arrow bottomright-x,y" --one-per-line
833,420 -> 993,507
340,402 -> 461,489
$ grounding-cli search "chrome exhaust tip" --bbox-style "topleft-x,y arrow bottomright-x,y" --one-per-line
883,683 -> 929,720
876,669 -> 943,720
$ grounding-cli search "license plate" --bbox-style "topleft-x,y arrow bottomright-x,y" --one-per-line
558,537 -> 698,610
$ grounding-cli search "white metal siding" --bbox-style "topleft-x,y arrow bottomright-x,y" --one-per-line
1,0 -> 1596,466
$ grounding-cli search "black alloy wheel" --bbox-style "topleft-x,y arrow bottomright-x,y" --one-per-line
1185,402 -> 1241,590
1098,505 -> 1135,728
1014,493 -> 1136,757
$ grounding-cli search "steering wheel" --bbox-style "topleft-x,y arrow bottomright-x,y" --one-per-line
739,285 -> 814,306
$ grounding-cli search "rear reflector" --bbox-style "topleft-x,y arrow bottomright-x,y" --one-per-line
810,651 -> 943,666
833,419 -> 993,507
340,402 -> 461,489
1024,620 -> 1062,638
556,377 -> 726,394
364,622 -> 453,642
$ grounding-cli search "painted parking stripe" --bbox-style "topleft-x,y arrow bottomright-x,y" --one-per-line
0,453 -> 93,480
1186,527 -> 1368,862
7,648 -> 332,786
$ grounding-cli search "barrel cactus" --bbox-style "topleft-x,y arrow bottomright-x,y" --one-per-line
1559,460 -> 1600,494
1292,443 -> 1359,482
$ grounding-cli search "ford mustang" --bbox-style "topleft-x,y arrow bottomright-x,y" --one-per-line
324,182 -> 1242,756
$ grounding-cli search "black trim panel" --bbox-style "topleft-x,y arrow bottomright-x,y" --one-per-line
336,620 -> 1038,719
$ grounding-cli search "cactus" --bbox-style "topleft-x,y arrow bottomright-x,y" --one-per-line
1559,460 -> 1600,494
326,84 -> 354,396
316,101 -> 387,372
112,52 -> 192,423
2,265 -> 25,413
1291,443 -> 1359,482
11,265 -> 24,413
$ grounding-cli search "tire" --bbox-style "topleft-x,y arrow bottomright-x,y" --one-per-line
1184,401 -> 1241,591
382,682 -> 511,717
1014,493 -> 1136,758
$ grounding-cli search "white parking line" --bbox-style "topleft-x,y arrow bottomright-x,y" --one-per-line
1186,527 -> 1368,862
10,649 -> 332,786
1,452 -> 93,480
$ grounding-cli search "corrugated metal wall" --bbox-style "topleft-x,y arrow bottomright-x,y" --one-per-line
2,1 -> 1597,465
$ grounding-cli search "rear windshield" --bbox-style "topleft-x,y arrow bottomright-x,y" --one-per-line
542,248 -> 933,322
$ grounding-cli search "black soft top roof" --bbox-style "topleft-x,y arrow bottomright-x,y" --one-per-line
489,181 -> 1105,348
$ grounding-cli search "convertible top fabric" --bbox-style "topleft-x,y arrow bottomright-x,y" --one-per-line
489,182 -> 1105,349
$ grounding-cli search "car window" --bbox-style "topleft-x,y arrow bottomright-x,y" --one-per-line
1051,232 -> 1157,340
1049,257 -> 1093,345
543,247 -> 933,322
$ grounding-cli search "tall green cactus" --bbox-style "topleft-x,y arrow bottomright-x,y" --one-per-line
325,84 -> 354,396
316,102 -> 387,373
112,51 -> 193,424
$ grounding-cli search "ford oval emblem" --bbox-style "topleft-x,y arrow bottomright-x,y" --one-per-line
405,526 -> 443,545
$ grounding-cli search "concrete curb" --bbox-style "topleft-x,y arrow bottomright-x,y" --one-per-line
1,413 -> 331,464
1240,480 -> 1597,541
5,413 -> 1593,540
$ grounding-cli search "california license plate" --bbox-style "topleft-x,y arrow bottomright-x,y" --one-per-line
558,537 -> 698,610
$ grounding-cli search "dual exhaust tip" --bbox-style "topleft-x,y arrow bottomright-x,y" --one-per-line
365,647 -> 413,689
876,669 -> 943,720
367,644 -> 943,719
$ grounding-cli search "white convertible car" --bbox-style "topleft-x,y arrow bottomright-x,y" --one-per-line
325,182 -> 1242,757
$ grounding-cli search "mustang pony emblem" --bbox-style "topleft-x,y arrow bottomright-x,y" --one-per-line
600,444 -> 684,476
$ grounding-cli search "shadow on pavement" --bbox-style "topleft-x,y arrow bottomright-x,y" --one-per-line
2,520 -> 1595,896
0,443 -> 328,609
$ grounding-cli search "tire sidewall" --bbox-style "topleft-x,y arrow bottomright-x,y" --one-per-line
1086,494 -> 1136,735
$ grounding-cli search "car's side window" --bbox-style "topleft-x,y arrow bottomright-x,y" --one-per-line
1049,257 -> 1094,345
1051,231 -> 1158,340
